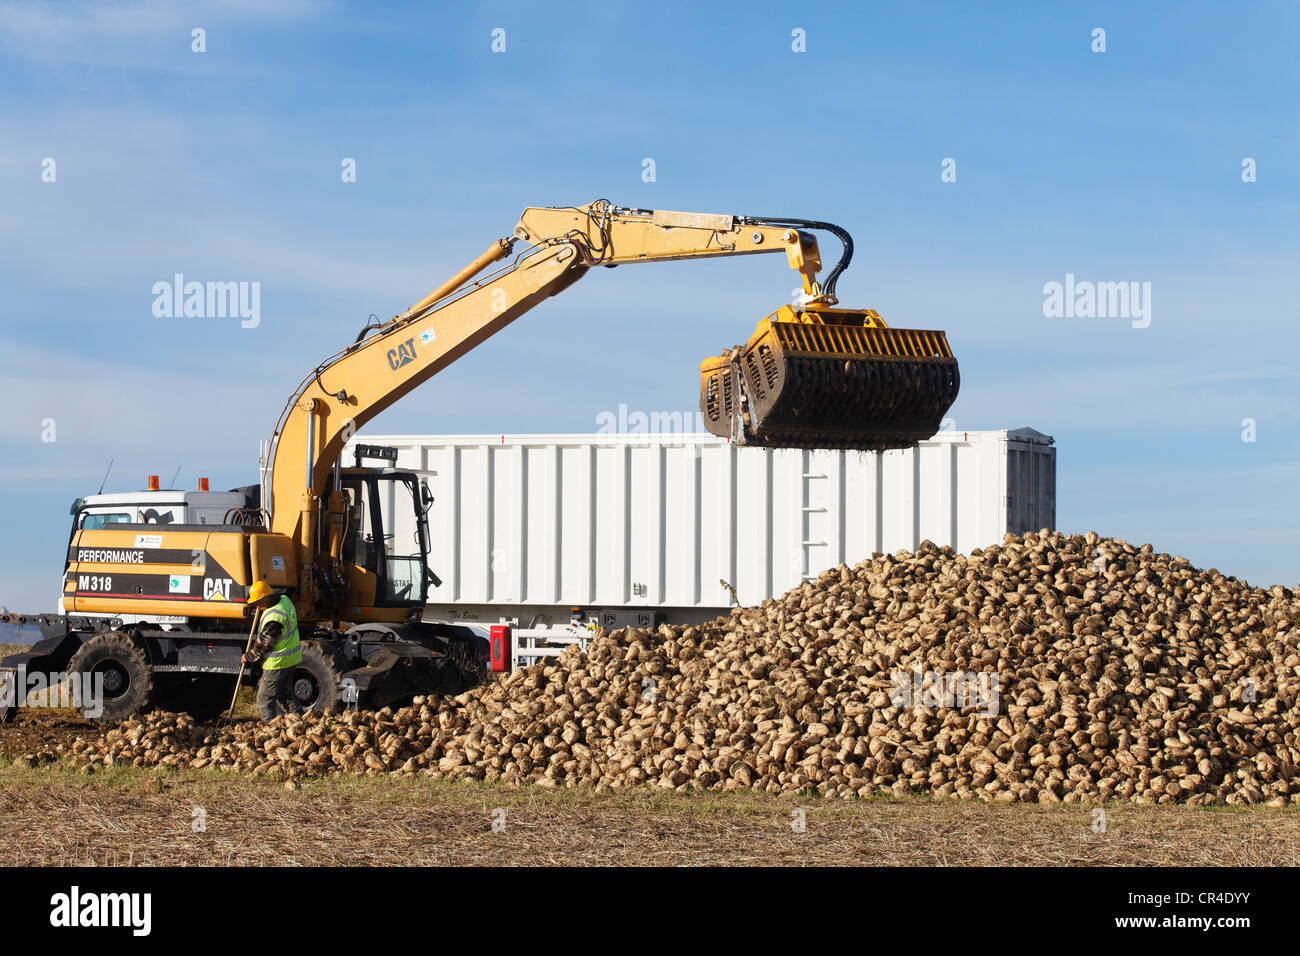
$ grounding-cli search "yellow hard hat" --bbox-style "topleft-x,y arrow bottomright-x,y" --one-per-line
247,580 -> 275,604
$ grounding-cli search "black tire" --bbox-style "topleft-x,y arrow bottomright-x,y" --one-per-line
67,632 -> 154,722
288,643 -> 344,714
153,675 -> 237,723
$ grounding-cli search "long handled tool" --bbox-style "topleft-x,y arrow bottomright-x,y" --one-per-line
223,607 -> 262,723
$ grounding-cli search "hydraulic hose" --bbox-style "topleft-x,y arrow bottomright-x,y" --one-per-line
742,216 -> 853,299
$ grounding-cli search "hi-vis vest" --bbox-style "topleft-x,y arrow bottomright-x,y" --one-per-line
260,595 -> 302,671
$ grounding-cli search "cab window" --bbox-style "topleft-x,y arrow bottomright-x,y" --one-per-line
81,513 -> 132,530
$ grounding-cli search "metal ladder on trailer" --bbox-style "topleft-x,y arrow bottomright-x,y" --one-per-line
800,449 -> 829,582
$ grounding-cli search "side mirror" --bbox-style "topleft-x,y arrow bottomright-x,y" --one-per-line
420,479 -> 434,513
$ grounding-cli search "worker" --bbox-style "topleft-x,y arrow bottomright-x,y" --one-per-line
244,580 -> 303,718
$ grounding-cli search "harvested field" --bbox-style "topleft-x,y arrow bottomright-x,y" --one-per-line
1,762 -> 1297,866
18,531 -> 1300,808
0,709 -> 97,756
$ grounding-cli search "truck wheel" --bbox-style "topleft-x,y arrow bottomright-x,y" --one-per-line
68,632 -> 154,722
290,643 -> 343,714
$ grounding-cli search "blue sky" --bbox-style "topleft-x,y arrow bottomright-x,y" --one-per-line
0,0 -> 1297,610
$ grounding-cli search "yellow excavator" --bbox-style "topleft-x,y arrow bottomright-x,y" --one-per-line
0,200 -> 958,721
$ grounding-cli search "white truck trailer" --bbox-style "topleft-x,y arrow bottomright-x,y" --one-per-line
345,429 -> 1056,670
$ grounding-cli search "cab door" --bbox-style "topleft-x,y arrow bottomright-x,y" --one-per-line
340,474 -> 429,611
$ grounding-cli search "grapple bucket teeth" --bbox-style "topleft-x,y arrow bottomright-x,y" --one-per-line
699,309 -> 960,451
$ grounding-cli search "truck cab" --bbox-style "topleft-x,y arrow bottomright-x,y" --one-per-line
69,486 -> 249,533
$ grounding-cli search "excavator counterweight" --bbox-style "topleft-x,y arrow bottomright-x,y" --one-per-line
699,304 -> 960,451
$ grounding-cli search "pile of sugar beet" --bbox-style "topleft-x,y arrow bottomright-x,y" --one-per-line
43,531 -> 1300,805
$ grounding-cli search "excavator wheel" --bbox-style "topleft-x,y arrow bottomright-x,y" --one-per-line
68,631 -> 155,723
290,642 -> 346,714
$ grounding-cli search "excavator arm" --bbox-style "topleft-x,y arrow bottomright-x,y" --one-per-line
264,199 -> 958,615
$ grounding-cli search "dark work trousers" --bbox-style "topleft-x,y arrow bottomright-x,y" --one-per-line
256,667 -> 302,719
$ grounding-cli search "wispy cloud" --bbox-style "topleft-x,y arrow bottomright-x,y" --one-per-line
950,358 -> 1299,434
0,337 -> 276,453
0,0 -> 329,71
